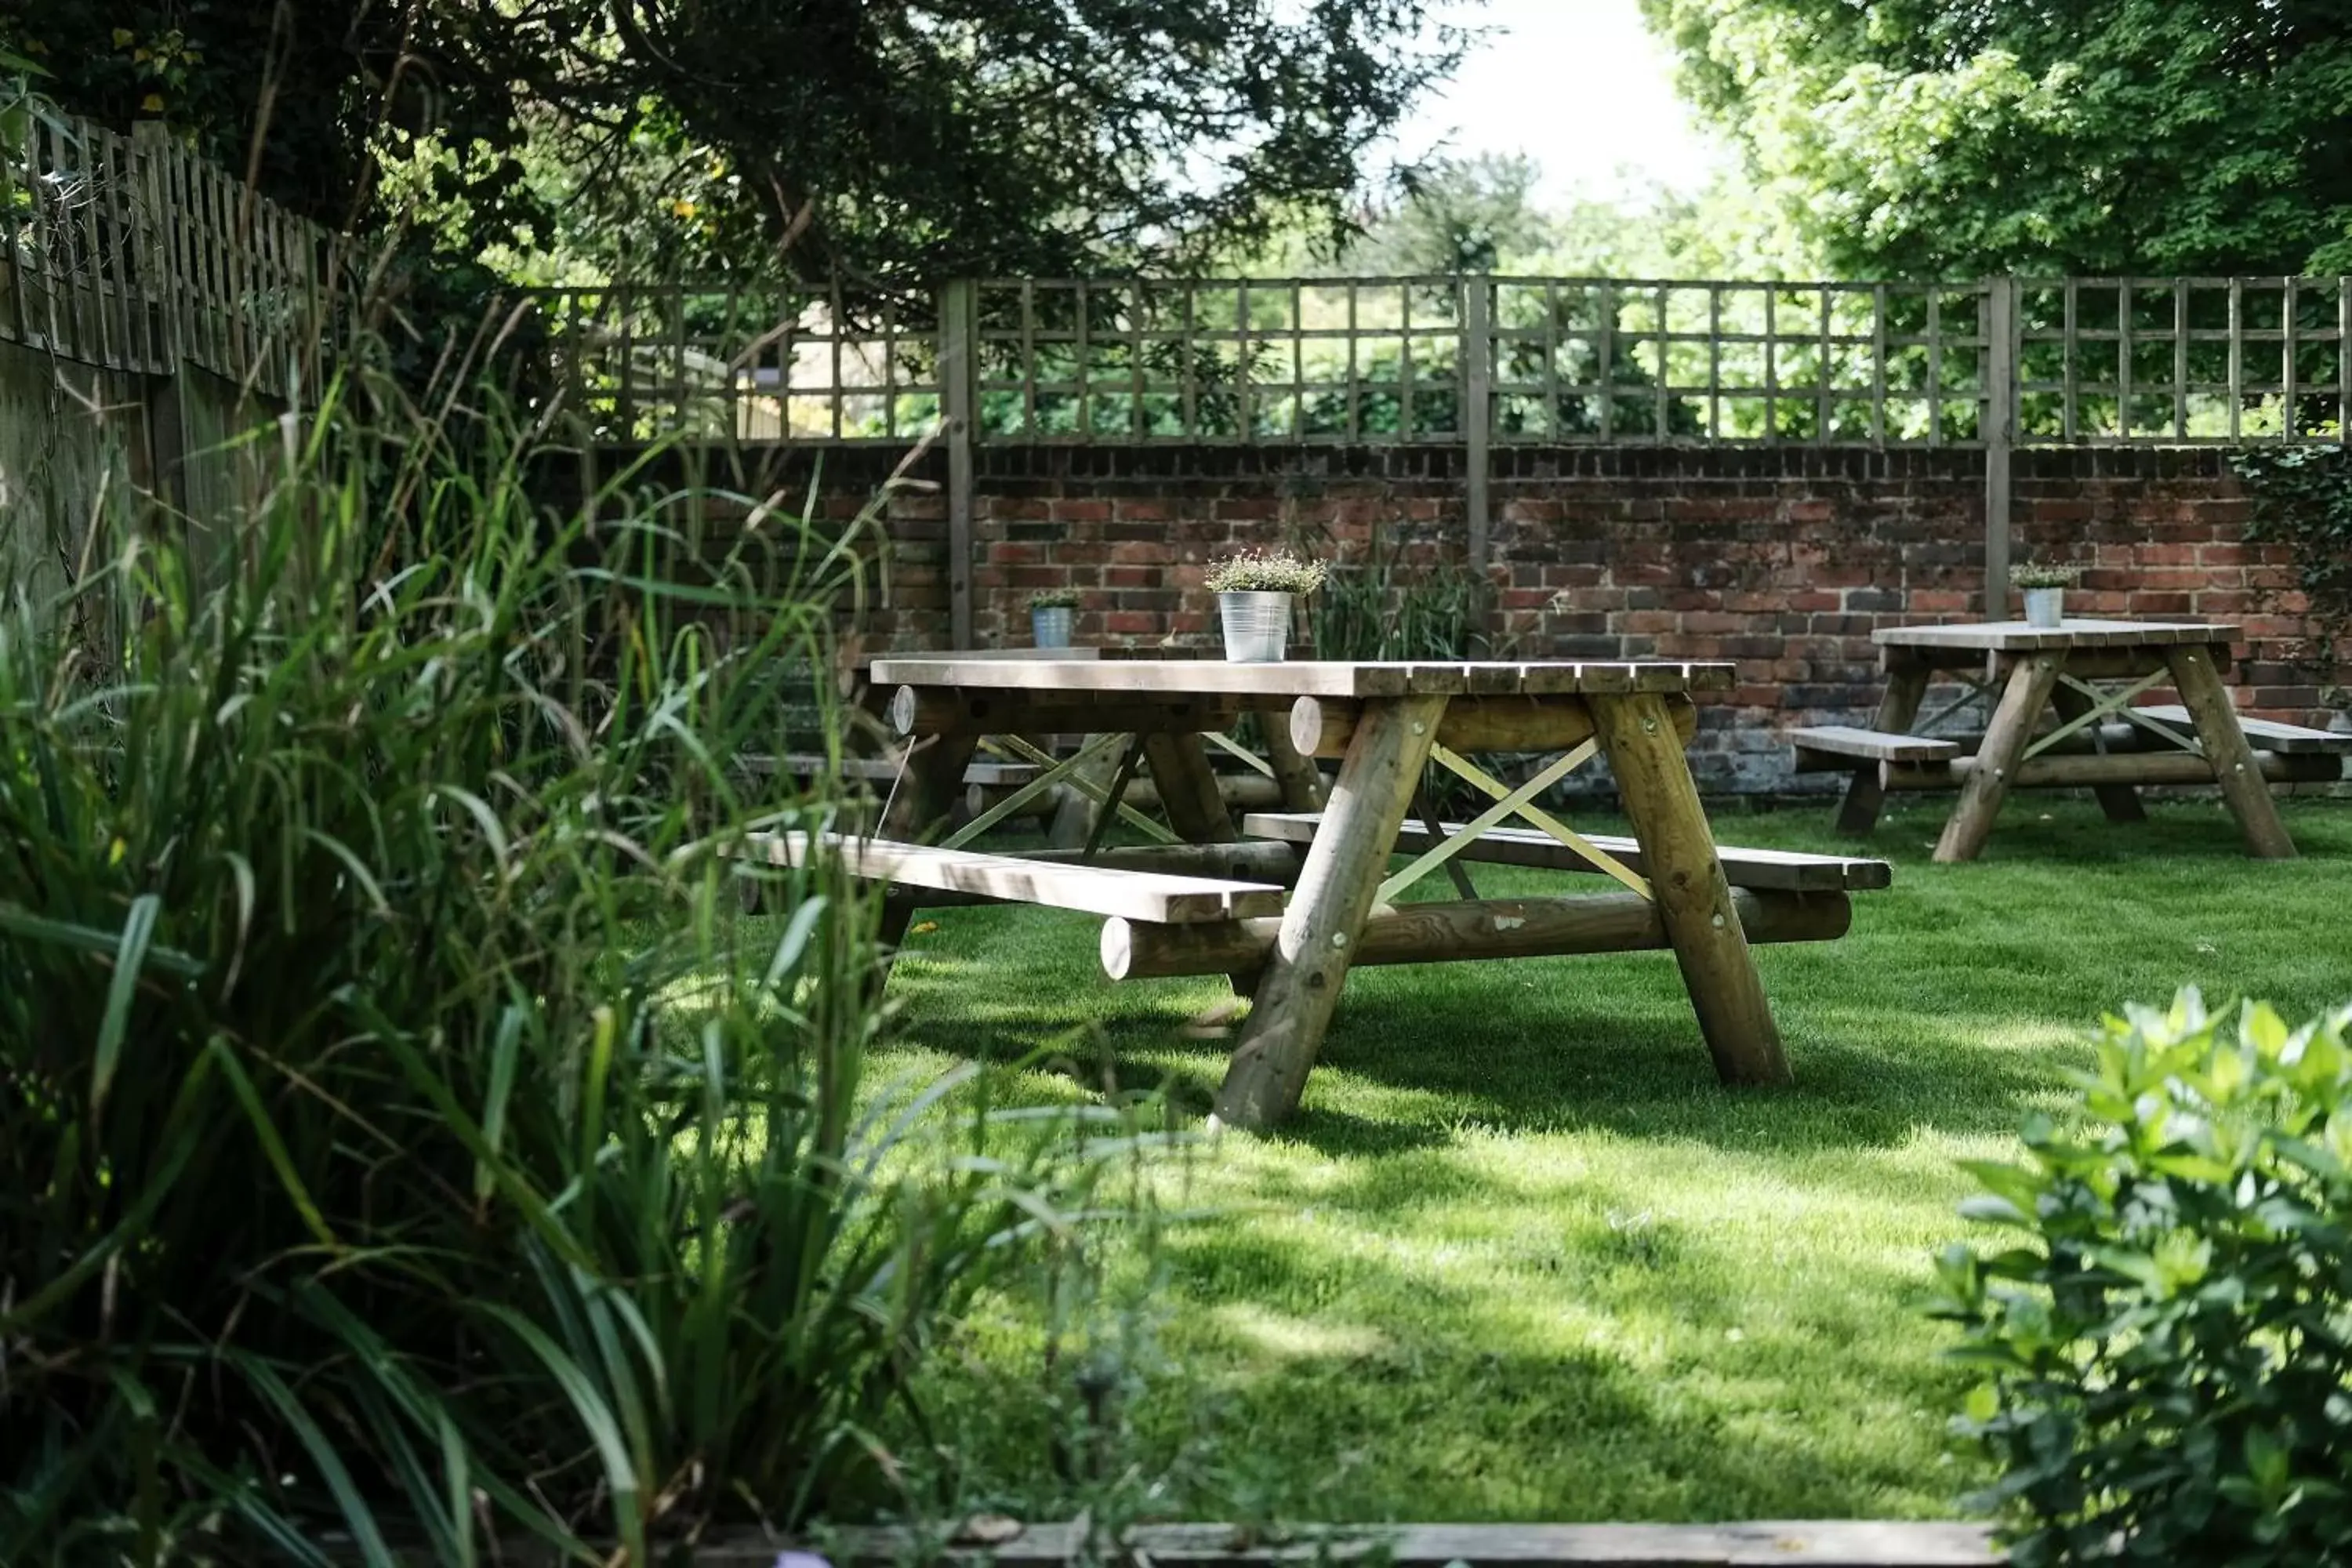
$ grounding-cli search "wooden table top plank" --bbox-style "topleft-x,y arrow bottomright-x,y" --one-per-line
1872,619 -> 2237,653
869,658 -> 1739,699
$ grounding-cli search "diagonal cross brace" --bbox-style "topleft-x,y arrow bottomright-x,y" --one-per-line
1432,744 -> 1655,901
1374,742 -> 1653,904
1913,673 -> 1997,738
1203,728 -> 1278,779
945,731 -> 1130,848
2025,670 -> 2179,760
977,735 -> 1182,845
2055,673 -> 2199,753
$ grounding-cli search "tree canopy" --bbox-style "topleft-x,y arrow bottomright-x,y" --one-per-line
13,3 -> 1467,288
1642,0 -> 2352,280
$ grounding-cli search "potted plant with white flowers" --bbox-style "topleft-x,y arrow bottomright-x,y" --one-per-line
2013,562 -> 2082,629
1204,549 -> 1328,663
1029,589 -> 1080,649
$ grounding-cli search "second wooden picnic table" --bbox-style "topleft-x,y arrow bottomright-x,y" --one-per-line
1798,619 -> 2350,862
860,655 -> 1861,1128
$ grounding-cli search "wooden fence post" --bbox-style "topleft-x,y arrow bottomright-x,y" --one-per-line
939,278 -> 978,649
1462,274 -> 1492,648
130,121 -> 191,521
1983,276 -> 2016,620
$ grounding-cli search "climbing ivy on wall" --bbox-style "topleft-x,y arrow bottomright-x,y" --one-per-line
2230,446 -> 2352,700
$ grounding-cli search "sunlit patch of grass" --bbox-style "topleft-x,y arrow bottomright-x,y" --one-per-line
783,797 -> 2352,1524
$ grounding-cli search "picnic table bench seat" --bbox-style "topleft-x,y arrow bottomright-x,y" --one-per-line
740,752 -> 1040,787
2132,706 -> 2352,756
1789,726 -> 1961,771
1240,811 -> 1894,893
743,830 -> 1287,923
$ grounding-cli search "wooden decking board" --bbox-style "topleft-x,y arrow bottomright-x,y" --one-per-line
1241,812 -> 1893,892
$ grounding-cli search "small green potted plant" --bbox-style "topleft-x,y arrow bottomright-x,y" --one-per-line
2012,562 -> 2082,629
1029,589 -> 1080,649
1203,549 -> 1328,663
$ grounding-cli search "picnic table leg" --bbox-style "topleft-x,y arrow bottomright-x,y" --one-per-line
1142,732 -> 1239,842
1213,694 -> 1447,1130
1592,692 -> 1791,1087
1835,656 -> 1929,837
2049,681 -> 2147,824
2166,643 -> 2298,858
875,732 -> 981,955
1934,653 -> 2061,863
1048,741 -> 1122,849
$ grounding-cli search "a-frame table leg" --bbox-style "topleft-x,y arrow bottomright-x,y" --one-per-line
1213,694 -> 1446,1130
2167,642 -> 2297,858
1835,656 -> 1929,837
1933,652 -> 2061,863
2049,681 -> 2147,824
1592,691 -> 1791,1087
1142,731 -> 1239,843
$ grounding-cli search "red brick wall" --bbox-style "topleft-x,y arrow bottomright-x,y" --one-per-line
619,442 -> 2343,793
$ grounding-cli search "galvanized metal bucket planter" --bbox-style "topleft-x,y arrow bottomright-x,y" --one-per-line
1032,604 -> 1075,648
2023,586 -> 2065,629
1218,590 -> 1292,662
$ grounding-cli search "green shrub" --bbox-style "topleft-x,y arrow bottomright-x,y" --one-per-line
1930,989 -> 2352,1567
0,354 -> 1128,1563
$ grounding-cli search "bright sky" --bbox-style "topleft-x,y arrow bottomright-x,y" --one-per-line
1387,0 -> 1727,201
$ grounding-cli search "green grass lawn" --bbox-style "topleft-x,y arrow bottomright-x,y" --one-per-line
844,797 -> 2352,1525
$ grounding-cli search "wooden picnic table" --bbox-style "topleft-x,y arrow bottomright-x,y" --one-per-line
1800,619 -> 2347,862
836,656 -> 1865,1128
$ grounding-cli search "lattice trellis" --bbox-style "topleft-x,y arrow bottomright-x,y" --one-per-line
545,285 -> 941,445
530,272 -> 2352,452
2013,277 -> 2352,444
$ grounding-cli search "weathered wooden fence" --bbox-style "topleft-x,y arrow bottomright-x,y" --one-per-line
0,112 -> 341,611
1,114 -> 339,394
534,275 -> 2352,644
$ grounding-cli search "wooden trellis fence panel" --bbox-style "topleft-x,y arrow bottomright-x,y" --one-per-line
535,274 -> 2352,452
0,115 -> 339,396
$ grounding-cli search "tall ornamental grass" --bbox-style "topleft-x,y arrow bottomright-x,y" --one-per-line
0,349 -> 1121,1563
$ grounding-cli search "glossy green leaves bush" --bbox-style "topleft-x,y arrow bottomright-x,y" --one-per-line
1933,990 -> 2352,1566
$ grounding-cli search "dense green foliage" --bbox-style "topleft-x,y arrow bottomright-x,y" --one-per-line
1932,990 -> 2352,1565
13,3 -> 1463,289
2232,446 -> 2352,697
0,363 -> 1123,1560
1643,0 -> 2352,278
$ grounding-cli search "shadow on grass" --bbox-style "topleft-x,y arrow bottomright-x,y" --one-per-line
943,1172 -> 1978,1521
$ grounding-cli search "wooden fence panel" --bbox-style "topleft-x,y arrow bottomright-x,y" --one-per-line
0,115 -> 336,394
